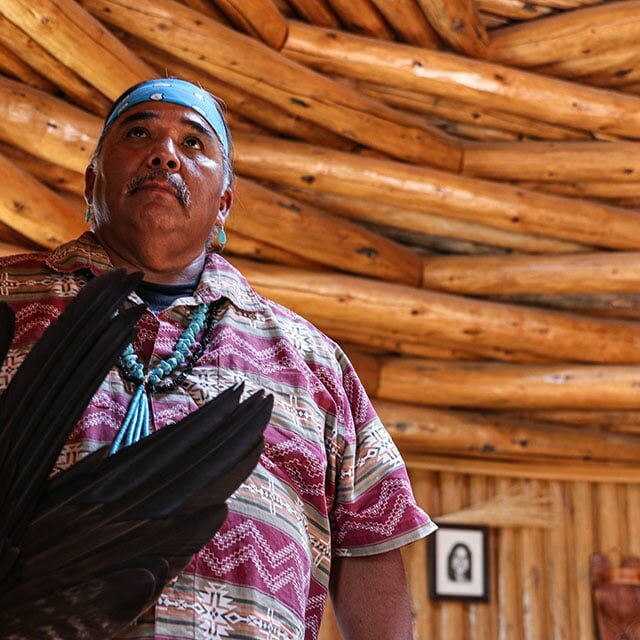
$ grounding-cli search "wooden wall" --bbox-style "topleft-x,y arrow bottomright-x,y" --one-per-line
320,467 -> 640,640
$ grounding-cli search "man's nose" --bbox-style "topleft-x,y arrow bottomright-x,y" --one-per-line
147,138 -> 180,172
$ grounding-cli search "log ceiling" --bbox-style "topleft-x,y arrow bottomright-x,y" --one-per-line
1,0 -> 640,472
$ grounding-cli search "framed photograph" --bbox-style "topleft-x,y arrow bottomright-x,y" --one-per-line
428,524 -> 489,602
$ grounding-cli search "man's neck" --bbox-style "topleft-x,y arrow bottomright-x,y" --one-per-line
95,231 -> 207,286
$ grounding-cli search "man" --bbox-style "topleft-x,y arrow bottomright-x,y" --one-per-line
0,79 -> 435,640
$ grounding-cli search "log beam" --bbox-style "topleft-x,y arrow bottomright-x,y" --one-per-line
282,21 -> 640,139
0,0 -> 153,99
416,0 -> 488,56
233,258 -> 640,364
233,132 -> 640,250
80,0 -> 462,169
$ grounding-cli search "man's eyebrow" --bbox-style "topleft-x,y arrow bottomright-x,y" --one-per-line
181,116 -> 215,140
117,110 -> 159,127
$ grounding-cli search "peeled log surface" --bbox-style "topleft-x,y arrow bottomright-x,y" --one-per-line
368,0 -> 439,47
0,153 -> 86,248
234,258 -> 640,364
421,252 -> 640,295
226,233 -> 321,269
80,0 -> 461,169
515,181 -> 640,200
0,0 -> 153,99
358,81 -> 589,141
273,186 -> 590,254
416,0 -> 488,56
324,0 -> 394,39
0,142 -> 84,195
208,0 -> 288,49
283,22 -> 640,139
0,40 -> 56,94
463,142 -> 640,183
286,0 -> 340,28
0,15 -> 111,115
231,178 -> 423,284
476,0 -> 552,20
0,76 -> 100,173
492,410 -> 640,435
0,240 -> 33,257
375,399 -> 640,462
234,132 -> 640,249
486,1 -> 640,68
371,357 -> 640,409
126,36 -> 356,150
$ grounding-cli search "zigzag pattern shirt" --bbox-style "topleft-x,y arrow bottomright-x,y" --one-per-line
0,232 -> 436,640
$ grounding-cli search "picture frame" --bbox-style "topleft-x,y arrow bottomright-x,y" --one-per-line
428,524 -> 490,602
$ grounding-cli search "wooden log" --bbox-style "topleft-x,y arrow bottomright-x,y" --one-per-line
225,232 -> 321,269
0,0 -> 153,99
0,240 -> 35,257
124,35 -> 356,150
376,399 -> 640,462
176,0 -> 228,22
421,252 -> 640,296
0,220 -> 42,251
0,41 -> 56,94
463,141 -> 640,183
207,0 -> 288,49
273,186 -> 590,254
543,483 -> 572,640
234,258 -> 640,364
519,481 -> 546,640
495,478 -> 521,640
515,180 -> 640,199
416,0 -> 488,56
479,11 -> 509,29
285,0 -> 340,28
490,409 -> 640,434
571,483 -> 596,639
230,178 -> 423,284
438,471 -> 465,640
324,0 -> 394,39
486,1 -> 640,68
0,76 -> 100,173
368,0 -> 440,47
0,142 -> 84,196
0,153 -> 86,249
405,453 -> 640,483
233,132 -> 640,249
357,81 -> 589,141
476,0 -> 551,20
597,484 -> 622,564
374,357 -> 640,409
282,21 -> 640,139
440,121 -> 519,142
82,0 -> 461,168
0,15 -> 111,115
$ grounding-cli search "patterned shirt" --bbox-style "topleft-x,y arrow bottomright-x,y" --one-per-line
0,233 -> 435,640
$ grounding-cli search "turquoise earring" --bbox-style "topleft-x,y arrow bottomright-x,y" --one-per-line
217,227 -> 227,249
85,206 -> 92,223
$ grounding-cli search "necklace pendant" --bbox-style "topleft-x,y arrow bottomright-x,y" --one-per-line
109,383 -> 150,455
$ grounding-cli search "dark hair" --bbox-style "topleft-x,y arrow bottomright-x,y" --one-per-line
447,543 -> 472,582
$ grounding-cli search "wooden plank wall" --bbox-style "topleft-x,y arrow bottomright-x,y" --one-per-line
319,470 -> 640,640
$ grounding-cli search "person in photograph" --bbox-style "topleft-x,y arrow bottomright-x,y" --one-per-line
448,542 -> 472,583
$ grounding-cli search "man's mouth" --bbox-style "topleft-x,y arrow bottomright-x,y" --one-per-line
126,171 -> 191,207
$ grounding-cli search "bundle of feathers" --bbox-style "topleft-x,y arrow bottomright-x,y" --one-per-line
0,270 -> 272,639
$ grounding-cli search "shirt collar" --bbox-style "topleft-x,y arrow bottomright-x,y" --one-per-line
46,232 -> 265,313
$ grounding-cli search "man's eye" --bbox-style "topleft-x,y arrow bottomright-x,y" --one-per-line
127,127 -> 147,138
185,137 -> 202,149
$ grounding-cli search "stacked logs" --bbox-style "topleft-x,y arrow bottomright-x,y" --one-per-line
2,0 -> 640,478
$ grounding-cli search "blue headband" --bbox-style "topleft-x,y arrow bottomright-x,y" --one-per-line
101,79 -> 230,156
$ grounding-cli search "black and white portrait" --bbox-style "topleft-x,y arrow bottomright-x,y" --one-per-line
429,525 -> 489,602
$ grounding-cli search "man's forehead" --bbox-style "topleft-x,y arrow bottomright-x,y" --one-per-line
113,103 -> 216,138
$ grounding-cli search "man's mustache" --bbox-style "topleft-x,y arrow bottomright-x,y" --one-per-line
126,170 -> 191,207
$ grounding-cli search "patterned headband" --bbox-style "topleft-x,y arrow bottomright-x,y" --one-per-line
101,79 -> 230,156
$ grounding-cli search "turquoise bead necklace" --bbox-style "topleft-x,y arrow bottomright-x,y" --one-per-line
110,301 -> 219,455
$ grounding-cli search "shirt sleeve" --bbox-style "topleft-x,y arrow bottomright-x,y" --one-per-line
328,347 -> 437,557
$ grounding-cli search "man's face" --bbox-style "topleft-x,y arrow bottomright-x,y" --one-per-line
85,101 -> 231,265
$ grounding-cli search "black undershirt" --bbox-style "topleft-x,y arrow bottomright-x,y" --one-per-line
135,279 -> 199,314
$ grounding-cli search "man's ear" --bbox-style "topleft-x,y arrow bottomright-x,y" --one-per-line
84,164 -> 96,206
216,187 -> 234,226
